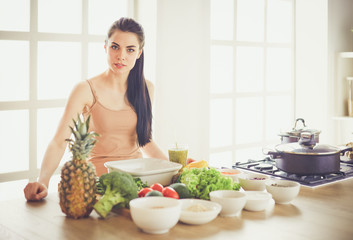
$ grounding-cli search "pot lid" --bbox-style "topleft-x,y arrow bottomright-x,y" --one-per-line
275,142 -> 340,155
278,128 -> 321,137
278,118 -> 321,137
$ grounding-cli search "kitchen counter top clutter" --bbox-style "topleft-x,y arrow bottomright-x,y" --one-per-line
1,174 -> 353,239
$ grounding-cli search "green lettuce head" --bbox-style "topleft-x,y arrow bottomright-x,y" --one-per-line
179,168 -> 241,200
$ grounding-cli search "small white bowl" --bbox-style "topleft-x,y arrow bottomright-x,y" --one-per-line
265,179 -> 300,204
238,172 -> 269,191
179,199 -> 221,225
130,197 -> 181,234
218,169 -> 243,182
244,191 -> 272,212
209,190 -> 246,217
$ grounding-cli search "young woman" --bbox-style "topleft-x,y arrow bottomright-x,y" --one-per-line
24,18 -> 168,201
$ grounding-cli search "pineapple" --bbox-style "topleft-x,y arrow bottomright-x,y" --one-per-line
58,114 -> 99,219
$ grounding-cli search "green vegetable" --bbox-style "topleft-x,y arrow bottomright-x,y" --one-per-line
169,183 -> 192,199
93,172 -> 138,218
145,190 -> 163,197
134,177 -> 148,191
179,168 -> 241,200
96,176 -> 104,195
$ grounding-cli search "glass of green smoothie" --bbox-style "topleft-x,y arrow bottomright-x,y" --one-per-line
168,144 -> 188,167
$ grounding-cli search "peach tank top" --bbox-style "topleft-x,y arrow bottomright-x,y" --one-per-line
84,80 -> 142,176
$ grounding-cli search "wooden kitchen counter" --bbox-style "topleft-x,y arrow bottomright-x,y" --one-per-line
1,179 -> 353,240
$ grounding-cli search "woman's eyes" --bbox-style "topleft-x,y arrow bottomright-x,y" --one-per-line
110,45 -> 135,53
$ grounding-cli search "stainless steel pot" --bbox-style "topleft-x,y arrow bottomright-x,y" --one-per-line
278,118 -> 321,144
268,132 -> 352,175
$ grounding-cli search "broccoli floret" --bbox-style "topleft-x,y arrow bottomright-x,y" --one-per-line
93,171 -> 138,218
134,177 -> 148,191
96,177 -> 104,195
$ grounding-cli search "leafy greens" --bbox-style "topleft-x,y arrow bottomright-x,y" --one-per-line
178,168 -> 241,200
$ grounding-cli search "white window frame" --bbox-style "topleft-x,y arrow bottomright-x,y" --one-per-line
0,0 -> 134,184
209,0 -> 296,166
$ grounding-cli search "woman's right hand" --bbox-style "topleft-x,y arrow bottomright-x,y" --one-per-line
24,182 -> 48,201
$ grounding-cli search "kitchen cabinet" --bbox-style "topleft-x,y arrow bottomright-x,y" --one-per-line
333,52 -> 353,144
1,179 -> 353,240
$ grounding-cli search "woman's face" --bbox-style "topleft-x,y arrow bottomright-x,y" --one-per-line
105,29 -> 142,75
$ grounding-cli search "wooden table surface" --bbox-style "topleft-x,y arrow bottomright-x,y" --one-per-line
1,178 -> 353,240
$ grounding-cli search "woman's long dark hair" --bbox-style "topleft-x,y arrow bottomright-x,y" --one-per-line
107,18 -> 152,147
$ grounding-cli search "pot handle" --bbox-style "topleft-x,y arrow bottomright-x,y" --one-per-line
293,118 -> 306,130
338,145 -> 353,156
262,145 -> 274,155
299,132 -> 316,148
262,146 -> 282,159
267,151 -> 283,159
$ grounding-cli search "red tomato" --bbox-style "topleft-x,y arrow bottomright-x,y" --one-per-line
162,187 -> 179,199
150,183 -> 164,192
138,188 -> 153,197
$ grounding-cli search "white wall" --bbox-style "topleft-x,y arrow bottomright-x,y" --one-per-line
147,0 -> 353,157
153,0 -> 210,160
135,0 -> 157,85
295,0 -> 329,142
296,0 -> 353,145
328,0 -> 353,145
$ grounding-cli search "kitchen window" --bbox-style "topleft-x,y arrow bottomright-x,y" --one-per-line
0,0 -> 133,200
209,0 -> 295,168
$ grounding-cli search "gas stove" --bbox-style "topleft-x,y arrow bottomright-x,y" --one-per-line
233,157 -> 353,187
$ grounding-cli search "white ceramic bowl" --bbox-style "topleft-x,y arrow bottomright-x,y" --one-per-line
129,197 -> 181,234
218,169 -> 243,182
179,199 -> 221,225
238,172 -> 270,191
105,158 -> 182,186
244,191 -> 272,212
265,179 -> 300,204
209,190 -> 246,217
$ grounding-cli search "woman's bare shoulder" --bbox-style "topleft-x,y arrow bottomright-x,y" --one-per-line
72,80 -> 91,95
86,73 -> 106,88
86,73 -> 100,84
68,80 -> 95,106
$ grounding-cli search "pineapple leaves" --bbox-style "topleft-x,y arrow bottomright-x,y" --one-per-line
67,114 -> 100,160
85,115 -> 91,133
69,126 -> 82,140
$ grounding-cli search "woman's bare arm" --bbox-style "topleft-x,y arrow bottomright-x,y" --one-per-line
141,140 -> 168,160
24,81 -> 93,200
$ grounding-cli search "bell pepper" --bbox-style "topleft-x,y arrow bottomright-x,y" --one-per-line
184,160 -> 209,169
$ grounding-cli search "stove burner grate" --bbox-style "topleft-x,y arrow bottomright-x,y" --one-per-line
254,164 -> 273,171
233,157 -> 353,187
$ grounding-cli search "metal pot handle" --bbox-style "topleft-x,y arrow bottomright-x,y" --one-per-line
337,146 -> 353,156
298,132 -> 316,148
262,146 -> 283,159
262,146 -> 273,155
267,151 -> 282,159
293,118 -> 306,130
